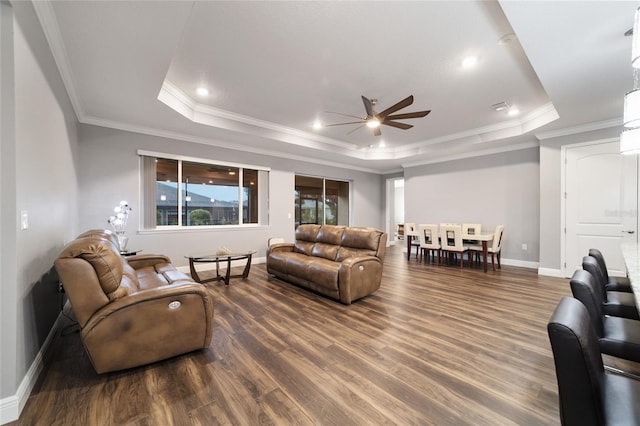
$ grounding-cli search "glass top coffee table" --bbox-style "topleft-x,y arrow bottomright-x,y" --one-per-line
185,250 -> 256,285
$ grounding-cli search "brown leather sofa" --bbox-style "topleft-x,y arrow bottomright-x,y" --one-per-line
267,225 -> 387,304
54,229 -> 214,374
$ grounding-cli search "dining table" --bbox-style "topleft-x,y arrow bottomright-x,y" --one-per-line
463,233 -> 494,273
406,230 -> 494,272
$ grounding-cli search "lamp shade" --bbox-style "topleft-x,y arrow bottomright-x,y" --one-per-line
624,89 -> 640,127
620,128 -> 640,154
633,7 -> 640,68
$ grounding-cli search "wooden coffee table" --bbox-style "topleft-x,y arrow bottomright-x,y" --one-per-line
185,251 -> 256,285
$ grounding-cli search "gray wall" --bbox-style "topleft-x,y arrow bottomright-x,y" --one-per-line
403,147 -> 540,263
1,0 -> 79,400
77,124 -> 384,267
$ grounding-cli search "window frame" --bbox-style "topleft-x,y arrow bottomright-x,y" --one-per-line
294,174 -> 351,228
138,150 -> 270,233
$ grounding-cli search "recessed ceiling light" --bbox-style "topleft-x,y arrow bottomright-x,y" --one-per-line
196,87 -> 209,97
313,120 -> 322,130
462,55 -> 478,68
508,107 -> 520,116
379,140 -> 386,148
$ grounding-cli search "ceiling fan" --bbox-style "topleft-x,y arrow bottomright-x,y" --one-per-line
325,95 -> 431,136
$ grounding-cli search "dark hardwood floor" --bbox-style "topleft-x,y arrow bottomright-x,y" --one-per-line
15,245 -> 580,425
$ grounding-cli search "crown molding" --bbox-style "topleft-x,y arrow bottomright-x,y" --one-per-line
81,115 -> 384,174
535,117 -> 622,140
32,0 -> 84,121
401,140 -> 540,169
398,102 -> 558,153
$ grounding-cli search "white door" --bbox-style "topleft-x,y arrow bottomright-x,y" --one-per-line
565,140 -> 638,277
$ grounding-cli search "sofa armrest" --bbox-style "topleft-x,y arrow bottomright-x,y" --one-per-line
338,256 -> 383,304
267,243 -> 294,255
81,282 -> 214,373
125,254 -> 172,270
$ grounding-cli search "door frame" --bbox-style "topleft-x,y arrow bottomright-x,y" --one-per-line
560,137 -> 637,278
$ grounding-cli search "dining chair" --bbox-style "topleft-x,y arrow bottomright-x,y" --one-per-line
462,223 -> 482,263
439,224 -> 468,269
588,248 -> 632,293
467,225 -> 504,271
418,224 -> 440,265
547,296 -> 640,426
404,222 -> 420,260
462,223 -> 482,239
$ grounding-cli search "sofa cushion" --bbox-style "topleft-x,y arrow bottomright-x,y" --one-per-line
285,253 -> 312,278
296,224 -> 321,242
311,242 -> 339,261
316,225 -> 345,245
336,247 -> 377,262
307,257 -> 340,290
294,240 -> 315,256
342,227 -> 382,251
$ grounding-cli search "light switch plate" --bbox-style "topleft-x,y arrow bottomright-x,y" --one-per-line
20,210 -> 28,230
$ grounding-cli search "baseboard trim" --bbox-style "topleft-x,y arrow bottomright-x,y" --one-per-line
0,308 -> 65,425
501,258 -> 539,270
537,267 -> 566,278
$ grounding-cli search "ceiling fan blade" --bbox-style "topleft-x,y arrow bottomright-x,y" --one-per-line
325,111 -> 366,120
377,95 -> 414,118
373,126 -> 382,137
383,121 -> 413,130
325,121 -> 365,127
361,96 -> 374,117
384,110 -> 431,120
347,124 -> 365,135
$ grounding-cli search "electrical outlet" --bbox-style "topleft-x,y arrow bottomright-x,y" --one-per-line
521,243 -> 528,251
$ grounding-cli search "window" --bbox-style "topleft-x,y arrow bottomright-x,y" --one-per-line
140,152 -> 269,229
294,175 -> 350,227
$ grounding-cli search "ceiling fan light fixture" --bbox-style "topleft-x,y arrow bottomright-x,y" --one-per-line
366,118 -> 381,128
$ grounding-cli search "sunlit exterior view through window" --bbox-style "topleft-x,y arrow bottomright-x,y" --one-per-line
141,154 -> 267,228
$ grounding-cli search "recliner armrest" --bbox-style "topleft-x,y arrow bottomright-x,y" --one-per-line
338,256 -> 383,304
267,243 -> 294,255
126,254 -> 172,270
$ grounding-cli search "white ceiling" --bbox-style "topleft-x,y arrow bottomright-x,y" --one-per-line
34,1 -> 636,173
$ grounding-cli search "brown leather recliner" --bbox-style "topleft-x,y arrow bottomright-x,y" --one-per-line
54,229 -> 214,374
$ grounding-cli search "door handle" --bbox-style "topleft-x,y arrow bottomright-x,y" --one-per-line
622,230 -> 636,234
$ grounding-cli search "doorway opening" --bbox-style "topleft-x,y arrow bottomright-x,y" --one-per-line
385,177 -> 405,244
